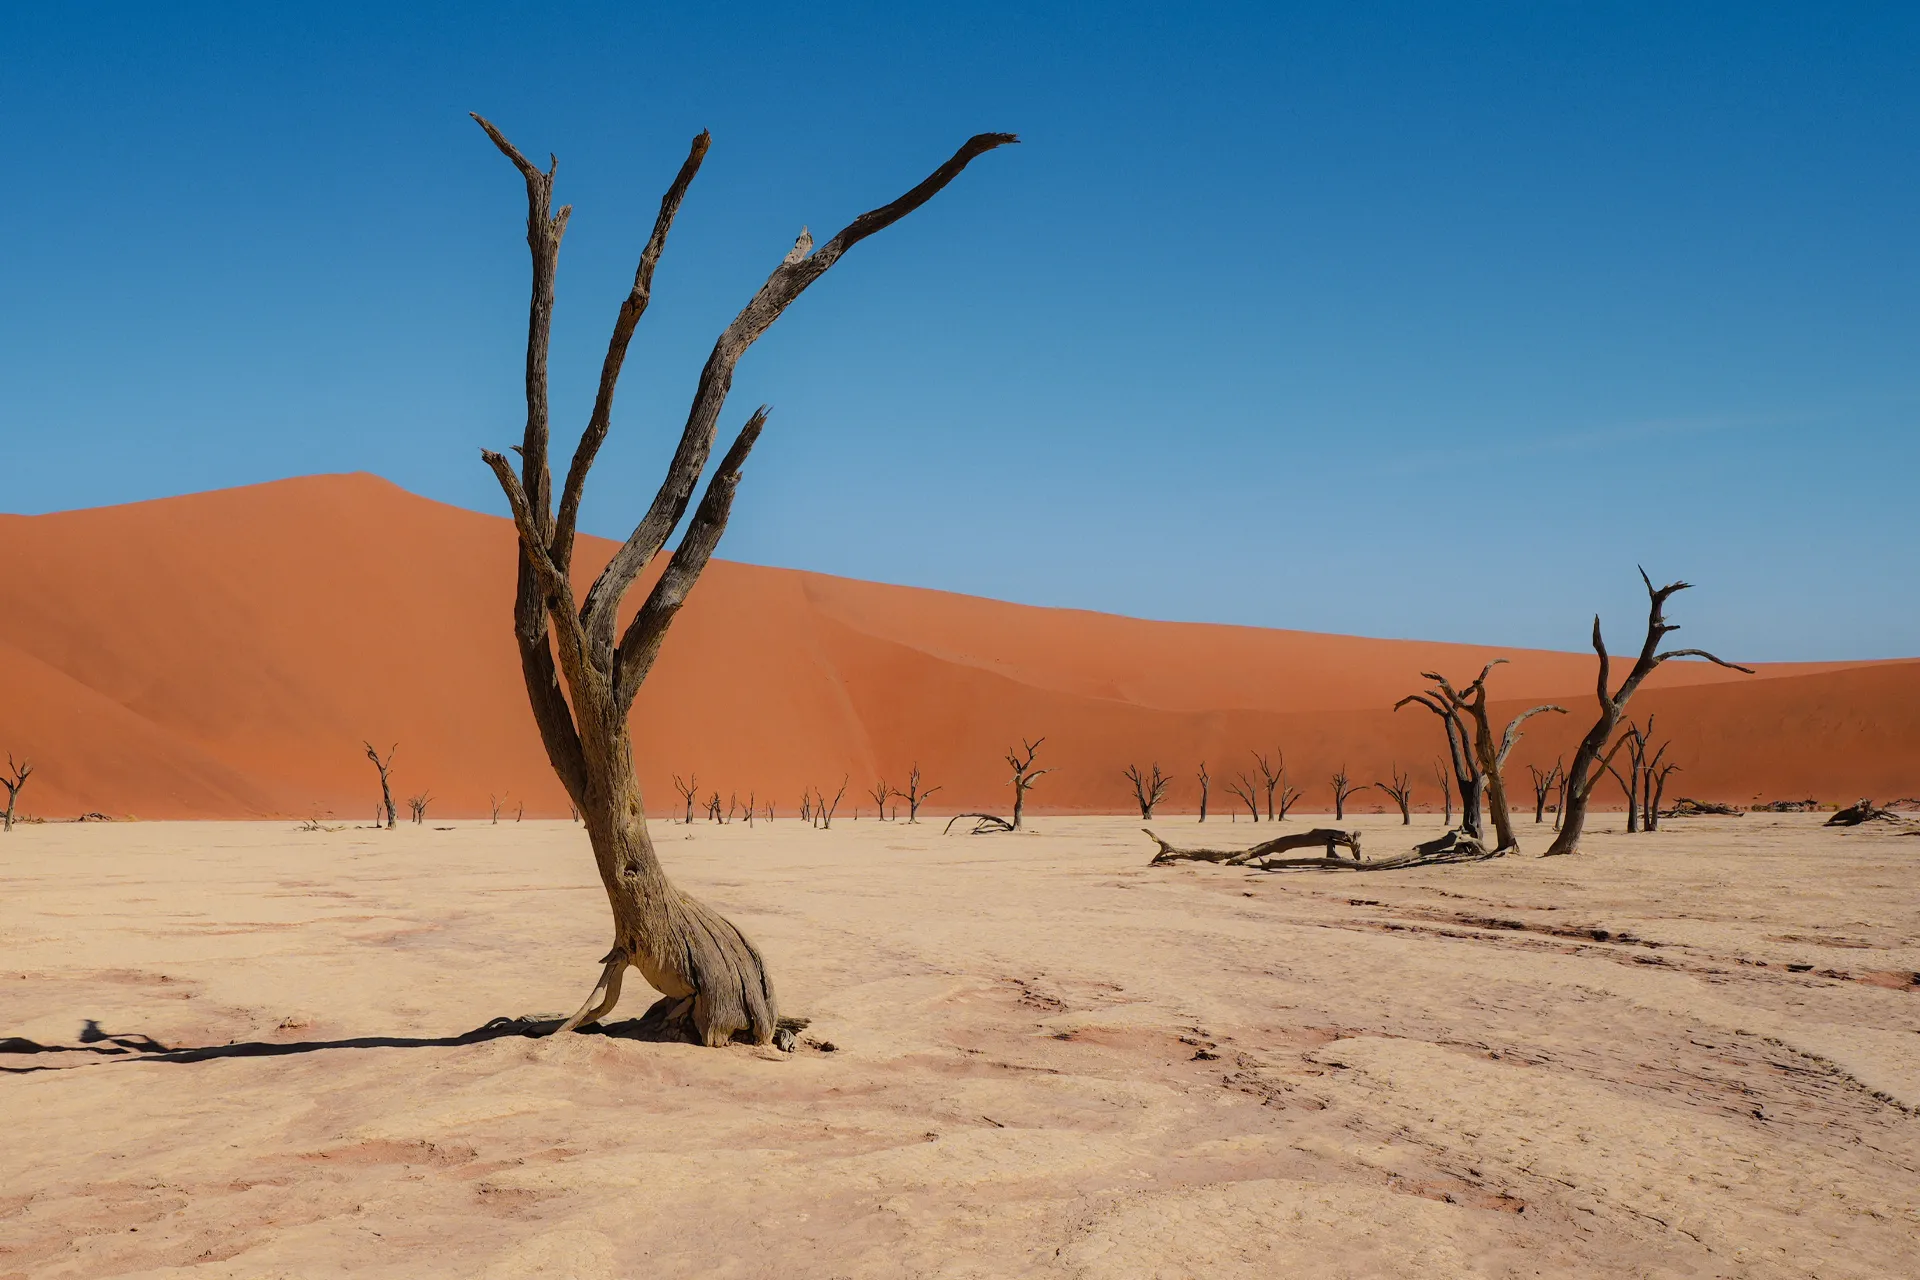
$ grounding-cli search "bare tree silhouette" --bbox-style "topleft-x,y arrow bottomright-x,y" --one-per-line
1123,763 -> 1171,818
1,754 -> 31,832
1005,738 -> 1051,831
363,742 -> 397,830
896,763 -> 943,823
1374,765 -> 1413,824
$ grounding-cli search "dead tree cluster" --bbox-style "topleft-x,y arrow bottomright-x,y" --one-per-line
2,754 -> 30,832
472,109 -> 1013,1047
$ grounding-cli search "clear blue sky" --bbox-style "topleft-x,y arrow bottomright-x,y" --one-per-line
5,2 -> 1916,659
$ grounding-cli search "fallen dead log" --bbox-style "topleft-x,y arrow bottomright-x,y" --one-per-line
1826,799 -> 1904,827
1145,827 -> 1362,866
1145,827 -> 1501,873
944,812 -> 1016,835
1750,798 -> 1820,813
1661,797 -> 1743,818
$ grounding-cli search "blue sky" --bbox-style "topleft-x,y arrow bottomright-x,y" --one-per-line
4,2 -> 1915,659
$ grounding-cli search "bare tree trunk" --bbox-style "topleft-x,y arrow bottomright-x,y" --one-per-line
364,742 -> 397,830
1196,761 -> 1209,822
1374,764 -> 1412,824
474,113 -> 1010,1045
673,772 -> 698,824
1006,738 -> 1050,831
489,792 -> 504,823
1546,571 -> 1750,856
1,755 -> 30,832
1123,763 -> 1170,818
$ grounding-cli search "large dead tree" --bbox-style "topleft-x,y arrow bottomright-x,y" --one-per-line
897,763 -> 942,822
1410,662 -> 1564,852
1,754 -> 30,832
1374,764 -> 1413,824
1123,762 -> 1171,818
1196,761 -> 1210,822
1544,571 -> 1750,857
363,742 -> 397,830
1006,738 -> 1050,830
472,115 -> 1014,1046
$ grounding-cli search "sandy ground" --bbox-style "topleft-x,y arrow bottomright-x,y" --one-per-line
2,813 -> 1917,1278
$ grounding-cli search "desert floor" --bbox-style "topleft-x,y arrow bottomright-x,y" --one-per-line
2,813 -> 1917,1278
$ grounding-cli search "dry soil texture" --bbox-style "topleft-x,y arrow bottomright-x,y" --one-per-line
2,814 -> 1917,1278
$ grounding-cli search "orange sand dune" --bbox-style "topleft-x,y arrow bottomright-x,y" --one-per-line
1,473 -> 1914,819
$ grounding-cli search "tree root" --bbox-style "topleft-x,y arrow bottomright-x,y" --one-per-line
1145,827 -> 1499,872
552,949 -> 628,1035
944,812 -> 1016,835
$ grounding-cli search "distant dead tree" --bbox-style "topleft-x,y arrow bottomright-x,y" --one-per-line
1005,738 -> 1051,831
1603,717 -> 1675,834
1252,751 -> 1280,820
705,792 -> 723,823
1527,762 -> 1561,824
1545,571 -> 1751,856
1196,761 -> 1210,822
1330,768 -> 1364,820
896,763 -> 943,822
815,777 -> 847,830
408,792 -> 432,824
1122,763 -> 1171,818
1374,765 -> 1413,825
672,773 -> 698,824
1431,758 -> 1453,827
471,110 -> 1012,1047
1406,663 -> 1565,852
798,789 -> 813,825
1645,760 -> 1682,829
867,778 -> 891,820
2,755 -> 31,832
726,791 -> 742,823
743,790 -> 756,827
1223,771 -> 1261,822
489,792 -> 505,823
363,742 -> 397,830
516,801 -> 525,822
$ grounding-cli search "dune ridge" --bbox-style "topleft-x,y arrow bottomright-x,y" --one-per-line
1,473 -> 1914,819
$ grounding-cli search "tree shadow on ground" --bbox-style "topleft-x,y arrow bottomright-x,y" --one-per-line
0,1013 -> 699,1073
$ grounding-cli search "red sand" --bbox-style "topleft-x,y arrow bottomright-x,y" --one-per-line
2,473 -> 1914,819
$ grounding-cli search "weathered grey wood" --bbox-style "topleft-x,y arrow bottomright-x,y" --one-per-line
1545,571 -> 1752,856
472,113 -> 1013,1047
1145,827 -> 1363,865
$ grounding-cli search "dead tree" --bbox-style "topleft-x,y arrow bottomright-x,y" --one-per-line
1144,827 -> 1498,873
866,778 -> 891,820
363,742 -> 397,830
1603,718 -> 1651,833
408,792 -> 431,824
798,790 -> 813,825
1253,751 -> 1283,820
1545,571 -> 1751,856
1826,799 -> 1903,827
1431,758 -> 1453,826
489,792 -> 504,824
1409,662 -> 1564,852
944,812 -> 1016,834
1526,762 -> 1560,824
1223,771 -> 1261,822
815,777 -> 847,830
743,790 -> 756,827
672,773 -> 698,824
473,112 -> 1011,1046
1005,738 -> 1051,831
896,763 -> 943,823
1275,775 -> 1304,819
516,801 -> 525,822
1123,763 -> 1171,818
1374,765 -> 1413,824
1196,761 -> 1209,821
705,791 -> 723,823
1146,827 -> 1363,865
1330,768 -> 1364,820
1398,693 -> 1481,838
1,755 -> 31,832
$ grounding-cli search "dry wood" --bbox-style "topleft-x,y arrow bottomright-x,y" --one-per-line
363,742 -> 397,830
1545,570 -> 1752,856
1222,771 -> 1260,822
1662,796 -> 1738,818
1005,738 -> 1050,831
1374,764 -> 1413,824
1,754 -> 30,832
866,778 -> 891,820
1123,762 -> 1171,818
896,763 -> 942,823
1330,767 -> 1364,820
944,812 -> 1016,835
1431,758 -> 1453,826
1752,798 -> 1819,812
473,112 -> 1010,1046
1825,799 -> 1903,827
672,773 -> 698,824
1407,662 -> 1564,851
1145,827 -> 1363,865
1527,760 -> 1561,824
1397,692 -> 1482,838
1195,761 -> 1210,822
815,777 -> 847,830
407,793 -> 431,824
